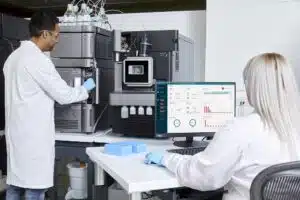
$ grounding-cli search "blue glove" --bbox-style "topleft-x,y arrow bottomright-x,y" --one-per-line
83,78 -> 96,91
144,152 -> 164,167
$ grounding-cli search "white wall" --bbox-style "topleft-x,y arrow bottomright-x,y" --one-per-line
107,11 -> 206,81
206,0 -> 300,90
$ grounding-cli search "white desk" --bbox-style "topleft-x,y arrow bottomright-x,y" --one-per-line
57,131 -> 206,200
86,142 -> 184,200
55,130 -> 187,200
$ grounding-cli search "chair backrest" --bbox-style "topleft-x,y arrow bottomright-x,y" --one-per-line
250,161 -> 300,200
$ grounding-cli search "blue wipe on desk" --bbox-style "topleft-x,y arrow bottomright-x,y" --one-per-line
104,143 -> 132,156
104,141 -> 147,156
120,141 -> 147,153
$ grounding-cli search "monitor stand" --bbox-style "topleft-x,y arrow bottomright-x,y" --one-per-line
173,136 -> 209,148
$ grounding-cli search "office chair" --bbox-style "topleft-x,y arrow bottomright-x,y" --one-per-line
250,161 -> 300,200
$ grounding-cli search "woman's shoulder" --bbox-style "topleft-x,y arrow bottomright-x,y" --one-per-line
233,112 -> 262,127
222,112 -> 264,138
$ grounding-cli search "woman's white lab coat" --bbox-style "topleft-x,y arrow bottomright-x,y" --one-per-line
162,113 -> 299,200
3,41 -> 89,189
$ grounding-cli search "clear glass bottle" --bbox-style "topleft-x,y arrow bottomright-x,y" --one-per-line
62,4 -> 76,26
77,3 -> 91,26
93,6 -> 109,29
90,5 -> 99,27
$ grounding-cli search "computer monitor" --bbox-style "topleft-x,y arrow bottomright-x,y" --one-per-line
155,82 -> 236,148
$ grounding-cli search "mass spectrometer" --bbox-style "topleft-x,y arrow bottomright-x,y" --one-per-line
109,30 -> 194,138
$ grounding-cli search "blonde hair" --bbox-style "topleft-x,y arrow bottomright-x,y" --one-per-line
243,53 -> 300,160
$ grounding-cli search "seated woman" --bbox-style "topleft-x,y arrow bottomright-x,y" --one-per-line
144,53 -> 300,200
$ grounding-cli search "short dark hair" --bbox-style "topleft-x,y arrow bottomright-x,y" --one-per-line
29,10 -> 59,37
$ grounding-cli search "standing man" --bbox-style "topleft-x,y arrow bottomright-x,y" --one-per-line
3,10 -> 95,200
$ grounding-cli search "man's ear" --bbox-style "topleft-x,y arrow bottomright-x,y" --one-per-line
42,31 -> 47,39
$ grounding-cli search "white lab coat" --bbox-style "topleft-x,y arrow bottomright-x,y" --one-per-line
3,40 -> 89,189
162,113 -> 300,200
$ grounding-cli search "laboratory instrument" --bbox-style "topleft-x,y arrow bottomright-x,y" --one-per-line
51,25 -> 114,133
109,30 -> 194,138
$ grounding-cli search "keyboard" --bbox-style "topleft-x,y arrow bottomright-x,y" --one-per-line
167,146 -> 206,155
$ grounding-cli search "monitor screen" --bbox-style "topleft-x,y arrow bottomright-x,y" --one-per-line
155,82 -> 236,138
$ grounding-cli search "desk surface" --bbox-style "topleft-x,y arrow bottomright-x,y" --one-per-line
55,130 -> 178,145
55,131 -> 109,143
86,143 -> 182,194
3,129 -> 169,145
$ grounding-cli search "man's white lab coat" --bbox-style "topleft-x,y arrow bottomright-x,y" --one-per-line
163,113 -> 300,200
3,40 -> 89,189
